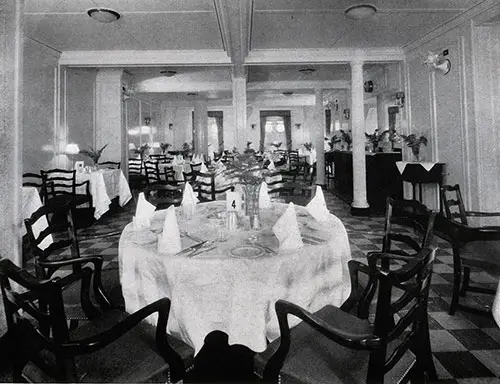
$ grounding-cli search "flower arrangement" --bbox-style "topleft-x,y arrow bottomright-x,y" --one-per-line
160,142 -> 171,154
304,142 -> 314,151
365,129 -> 389,150
223,152 -> 267,185
181,142 -> 192,157
400,133 -> 428,161
79,144 -> 108,164
244,141 -> 256,155
133,143 -> 150,159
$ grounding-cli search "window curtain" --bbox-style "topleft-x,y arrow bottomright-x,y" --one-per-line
259,110 -> 291,152
325,109 -> 332,136
209,111 -> 223,152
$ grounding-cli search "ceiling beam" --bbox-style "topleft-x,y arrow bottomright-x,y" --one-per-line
59,50 -> 232,67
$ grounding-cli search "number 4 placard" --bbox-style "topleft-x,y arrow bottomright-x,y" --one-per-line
226,191 -> 241,212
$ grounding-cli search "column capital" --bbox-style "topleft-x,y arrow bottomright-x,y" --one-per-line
349,60 -> 364,69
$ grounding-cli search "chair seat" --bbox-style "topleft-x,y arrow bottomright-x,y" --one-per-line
23,309 -> 195,383
461,240 -> 500,277
255,305 -> 415,384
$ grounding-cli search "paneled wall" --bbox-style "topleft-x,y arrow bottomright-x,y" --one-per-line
22,38 -> 60,173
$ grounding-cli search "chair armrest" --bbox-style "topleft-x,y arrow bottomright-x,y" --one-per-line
38,256 -> 112,310
59,298 -> 175,357
340,260 -> 374,318
259,299 -> 379,380
466,210 -> 500,217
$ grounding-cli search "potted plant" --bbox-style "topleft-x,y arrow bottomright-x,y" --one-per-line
79,144 -> 108,165
304,142 -> 314,152
133,143 -> 150,160
365,129 -> 389,152
160,142 -> 171,154
400,133 -> 428,161
181,142 -> 192,158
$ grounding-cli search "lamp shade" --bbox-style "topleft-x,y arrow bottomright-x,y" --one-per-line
345,4 -> 377,20
87,8 -> 121,23
65,143 -> 80,155
129,143 -> 137,150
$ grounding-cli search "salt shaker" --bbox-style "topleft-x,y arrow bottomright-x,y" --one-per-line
227,210 -> 237,232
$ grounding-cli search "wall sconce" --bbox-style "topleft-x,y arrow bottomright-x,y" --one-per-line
168,123 -> 174,130
343,108 -> 350,120
295,123 -> 301,130
423,51 -> 451,75
364,80 -> 374,93
144,117 -> 151,126
395,91 -> 405,108
251,124 -> 256,130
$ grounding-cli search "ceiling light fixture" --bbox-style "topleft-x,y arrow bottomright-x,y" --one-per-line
160,70 -> 177,77
299,67 -> 316,74
344,4 -> 377,20
87,8 -> 121,23
187,92 -> 198,96
282,91 -> 294,96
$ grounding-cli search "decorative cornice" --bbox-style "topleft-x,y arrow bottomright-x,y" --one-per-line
403,0 -> 500,52
245,48 -> 405,64
59,50 -> 232,66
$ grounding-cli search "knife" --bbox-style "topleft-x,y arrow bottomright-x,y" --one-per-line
175,241 -> 208,256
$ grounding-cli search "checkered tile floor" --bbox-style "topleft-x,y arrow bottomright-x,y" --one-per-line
19,190 -> 500,383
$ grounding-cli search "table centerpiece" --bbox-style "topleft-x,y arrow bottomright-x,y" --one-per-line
223,152 -> 268,229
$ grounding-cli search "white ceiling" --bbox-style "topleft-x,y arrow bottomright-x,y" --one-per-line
24,0 -> 492,102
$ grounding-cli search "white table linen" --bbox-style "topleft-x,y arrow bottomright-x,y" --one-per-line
76,169 -> 132,219
119,201 -> 352,354
494,280 -> 500,328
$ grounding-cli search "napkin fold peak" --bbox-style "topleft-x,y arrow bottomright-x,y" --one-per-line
133,192 -> 156,229
306,186 -> 331,222
157,205 -> 182,254
272,202 -> 303,251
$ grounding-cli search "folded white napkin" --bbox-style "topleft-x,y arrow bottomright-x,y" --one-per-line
157,205 -> 182,254
493,281 -> 500,328
200,162 -> 208,173
182,182 -> 199,218
272,203 -> 303,251
268,160 -> 275,171
306,186 -> 331,222
133,192 -> 156,229
259,181 -> 271,209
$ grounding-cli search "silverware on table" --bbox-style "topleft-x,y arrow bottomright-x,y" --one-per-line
175,241 -> 207,256
188,245 -> 217,258
260,245 -> 277,255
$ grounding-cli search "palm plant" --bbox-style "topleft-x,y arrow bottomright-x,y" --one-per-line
79,144 -> 108,164
400,133 -> 428,161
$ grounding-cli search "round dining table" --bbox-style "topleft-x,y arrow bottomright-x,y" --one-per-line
118,201 -> 352,354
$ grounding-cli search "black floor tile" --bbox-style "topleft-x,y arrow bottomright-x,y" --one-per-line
433,351 -> 495,378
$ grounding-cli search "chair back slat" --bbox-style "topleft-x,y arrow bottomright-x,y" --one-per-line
144,160 -> 161,184
441,184 -> 468,225
98,161 -> 120,169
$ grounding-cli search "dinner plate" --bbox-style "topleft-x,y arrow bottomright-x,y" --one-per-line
229,244 -> 266,259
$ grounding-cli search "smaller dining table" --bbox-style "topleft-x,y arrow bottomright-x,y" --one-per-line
119,201 -> 352,354
76,169 -> 132,219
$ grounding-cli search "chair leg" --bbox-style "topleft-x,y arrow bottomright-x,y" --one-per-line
449,247 -> 462,315
460,266 -> 470,297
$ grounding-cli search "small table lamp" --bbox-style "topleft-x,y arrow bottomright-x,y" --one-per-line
65,143 -> 80,169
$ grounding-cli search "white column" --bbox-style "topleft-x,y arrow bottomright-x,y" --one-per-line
314,89 -> 325,186
0,0 -> 23,270
232,76 -> 247,151
193,100 -> 208,157
95,69 -> 123,166
350,61 -> 369,213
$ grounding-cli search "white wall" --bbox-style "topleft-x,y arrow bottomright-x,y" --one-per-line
23,38 -> 60,173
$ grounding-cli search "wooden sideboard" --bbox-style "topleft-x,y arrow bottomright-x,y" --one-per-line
333,150 -> 403,213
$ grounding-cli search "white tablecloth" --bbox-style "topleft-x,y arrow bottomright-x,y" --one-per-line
494,281 -> 500,328
119,201 -> 352,354
22,187 -> 53,252
76,169 -> 132,219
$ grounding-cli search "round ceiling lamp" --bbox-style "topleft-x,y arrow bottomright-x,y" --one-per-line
87,8 -> 121,23
344,4 -> 377,20
160,70 -> 177,77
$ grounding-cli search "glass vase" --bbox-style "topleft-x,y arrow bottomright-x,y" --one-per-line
244,183 -> 261,230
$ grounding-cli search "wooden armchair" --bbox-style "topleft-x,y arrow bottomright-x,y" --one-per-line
434,184 -> 500,315
194,171 -> 234,202
143,183 -> 184,210
40,169 -> 94,230
128,158 -> 147,190
0,257 -> 194,383
254,247 -> 437,383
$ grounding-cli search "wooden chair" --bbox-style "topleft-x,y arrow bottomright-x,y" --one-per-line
144,160 -> 161,185
325,158 -> 335,188
128,158 -> 147,190
0,257 -> 195,383
194,171 -> 235,202
23,172 -> 46,198
266,170 -> 295,198
377,198 -> 436,257
254,247 -> 438,383
190,162 -> 203,173
40,169 -> 94,230
287,150 -> 300,173
143,183 -> 184,210
149,154 -> 168,163
97,161 -> 120,169
434,184 -> 500,315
